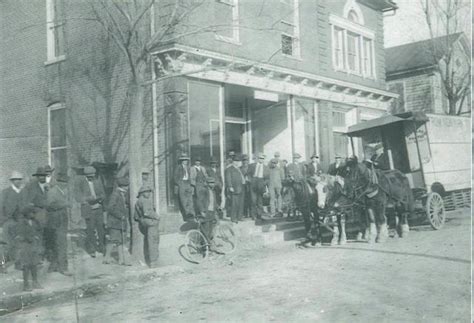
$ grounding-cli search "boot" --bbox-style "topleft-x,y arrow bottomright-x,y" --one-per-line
31,266 -> 43,289
400,223 -> 410,238
368,223 -> 376,244
117,245 -> 132,266
330,226 -> 339,246
103,243 -> 114,264
376,223 -> 388,243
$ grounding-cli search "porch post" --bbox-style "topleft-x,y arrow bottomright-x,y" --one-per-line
289,95 -> 296,156
313,100 -> 320,156
219,84 -> 225,208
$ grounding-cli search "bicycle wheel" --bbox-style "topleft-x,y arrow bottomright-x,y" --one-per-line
184,229 -> 209,264
213,223 -> 237,254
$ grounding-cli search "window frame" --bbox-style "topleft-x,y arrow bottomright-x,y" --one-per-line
214,0 -> 241,45
47,103 -> 68,172
280,0 -> 301,59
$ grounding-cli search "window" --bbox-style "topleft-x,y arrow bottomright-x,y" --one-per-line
332,111 -> 346,127
46,0 -> 65,62
280,0 -> 300,58
215,0 -> 240,44
333,133 -> 348,158
347,10 -> 359,23
330,14 -> 375,78
48,104 -> 68,174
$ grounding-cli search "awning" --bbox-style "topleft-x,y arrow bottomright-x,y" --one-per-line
346,111 -> 429,137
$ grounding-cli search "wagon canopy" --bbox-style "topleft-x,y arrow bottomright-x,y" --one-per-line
346,111 -> 429,137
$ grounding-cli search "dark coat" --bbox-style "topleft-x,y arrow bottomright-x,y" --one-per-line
15,217 -> 43,267
106,188 -> 129,231
46,184 -> 71,229
286,162 -> 306,181
206,167 -> 223,189
247,163 -> 270,183
307,162 -> 323,177
225,165 -> 245,195
174,165 -> 191,187
75,176 -> 105,218
134,196 -> 159,227
0,186 -> 26,225
24,181 -> 49,227
327,162 -> 343,176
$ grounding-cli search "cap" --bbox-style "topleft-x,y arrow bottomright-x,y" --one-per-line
270,158 -> 279,164
293,153 -> 301,159
335,155 -> 342,159
274,152 -> 281,158
257,153 -> 266,159
311,154 -> 319,159
232,155 -> 242,161
84,166 -> 97,176
206,177 -> 216,184
44,165 -> 54,173
117,177 -> 129,186
33,167 -> 48,176
56,173 -> 69,183
178,154 -> 190,161
210,158 -> 218,165
141,168 -> 150,174
228,151 -> 236,156
137,185 -> 153,197
9,171 -> 23,180
241,154 -> 249,161
193,156 -> 202,162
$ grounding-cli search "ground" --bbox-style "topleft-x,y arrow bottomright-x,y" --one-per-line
5,209 -> 471,322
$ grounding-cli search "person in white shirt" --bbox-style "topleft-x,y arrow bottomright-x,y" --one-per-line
173,154 -> 194,221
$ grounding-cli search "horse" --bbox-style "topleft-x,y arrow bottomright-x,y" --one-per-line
343,157 -> 414,243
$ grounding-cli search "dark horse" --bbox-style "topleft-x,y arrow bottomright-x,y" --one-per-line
344,158 -> 415,243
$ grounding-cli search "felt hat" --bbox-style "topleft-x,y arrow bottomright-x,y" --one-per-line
9,171 -> 23,180
44,165 -> 54,173
210,158 -> 218,165
257,153 -> 266,159
56,172 -> 69,183
232,155 -> 242,161
206,177 -> 215,184
137,185 -> 153,197
178,154 -> 190,161
270,158 -> 279,164
117,177 -> 129,187
33,167 -> 48,176
311,154 -> 319,159
141,168 -> 150,174
84,166 -> 96,176
193,156 -> 202,162
335,155 -> 342,159
241,154 -> 249,161
274,152 -> 281,158
293,153 -> 302,159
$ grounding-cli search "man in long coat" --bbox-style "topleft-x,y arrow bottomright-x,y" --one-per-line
190,157 -> 208,215
76,166 -> 106,257
286,153 -> 306,181
206,159 -> 222,213
225,155 -> 245,223
46,173 -> 72,275
307,154 -> 323,178
247,153 -> 270,220
328,155 -> 344,176
240,155 -> 251,218
0,171 -> 26,265
268,159 -> 284,217
174,154 -> 194,221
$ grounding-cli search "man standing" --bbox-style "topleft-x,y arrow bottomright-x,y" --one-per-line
224,155 -> 245,223
44,165 -> 54,184
76,166 -> 106,258
190,157 -> 208,216
104,177 -> 132,266
286,153 -> 306,181
240,155 -> 251,218
174,154 -> 194,221
247,153 -> 270,220
268,159 -> 283,217
328,155 -> 344,176
1,171 -> 26,265
134,185 -> 160,268
200,177 -> 219,245
307,154 -> 323,178
206,159 -> 223,214
46,173 -> 72,275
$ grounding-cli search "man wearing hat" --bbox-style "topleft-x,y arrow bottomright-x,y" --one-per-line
46,173 -> 72,275
224,155 -> 245,223
268,158 -> 284,217
225,150 -> 236,169
307,154 -> 323,178
286,153 -> 306,181
76,166 -> 106,258
104,177 -> 132,265
240,154 -> 251,218
206,159 -> 223,214
328,155 -> 344,176
174,154 -> 194,221
247,153 -> 270,220
371,143 -> 390,171
134,185 -> 160,268
44,165 -> 55,184
1,171 -> 27,265
190,157 -> 208,216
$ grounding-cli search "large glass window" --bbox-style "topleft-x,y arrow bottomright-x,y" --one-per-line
347,32 -> 360,73
214,0 -> 239,43
280,0 -> 300,58
49,105 -> 67,174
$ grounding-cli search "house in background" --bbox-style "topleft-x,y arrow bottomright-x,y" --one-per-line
385,32 -> 471,115
0,0 -> 399,232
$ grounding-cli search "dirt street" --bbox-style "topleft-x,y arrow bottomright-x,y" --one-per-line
5,209 -> 471,322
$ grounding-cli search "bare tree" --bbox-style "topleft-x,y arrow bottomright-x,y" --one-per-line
420,0 -> 471,115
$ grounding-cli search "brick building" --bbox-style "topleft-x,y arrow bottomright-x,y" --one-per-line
0,0 -> 398,232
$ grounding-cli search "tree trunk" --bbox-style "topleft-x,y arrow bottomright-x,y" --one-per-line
448,98 -> 457,115
128,62 -> 147,261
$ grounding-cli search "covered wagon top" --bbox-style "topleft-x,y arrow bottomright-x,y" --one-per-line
346,111 -> 429,137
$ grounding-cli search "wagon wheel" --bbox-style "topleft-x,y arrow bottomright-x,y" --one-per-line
425,192 -> 445,230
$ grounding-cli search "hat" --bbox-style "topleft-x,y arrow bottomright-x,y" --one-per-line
9,171 -> 23,180
335,155 -> 342,159
257,153 -> 265,159
241,154 -> 249,161
311,154 -> 319,159
348,155 -> 358,163
293,153 -> 301,159
117,177 -> 129,187
374,143 -> 383,150
33,167 -> 48,176
210,158 -> 218,165
206,177 -> 215,184
141,168 -> 150,174
274,152 -> 281,158
137,185 -> 153,197
56,173 -> 69,183
178,154 -> 190,161
44,165 -> 54,173
232,155 -> 242,161
21,205 -> 36,216
228,151 -> 236,156
193,156 -> 201,162
84,166 -> 96,176
270,158 -> 279,164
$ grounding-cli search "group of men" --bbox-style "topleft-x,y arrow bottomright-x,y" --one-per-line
173,151 -> 345,224
0,164 -> 161,291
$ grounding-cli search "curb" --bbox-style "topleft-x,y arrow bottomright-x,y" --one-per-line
0,264 -> 185,316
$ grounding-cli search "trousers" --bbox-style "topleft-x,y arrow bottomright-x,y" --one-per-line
85,210 -> 105,255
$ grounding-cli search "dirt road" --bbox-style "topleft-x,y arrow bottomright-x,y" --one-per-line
6,210 -> 471,322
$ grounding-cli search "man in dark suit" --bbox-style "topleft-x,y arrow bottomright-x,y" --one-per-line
247,153 -> 270,220
240,154 -> 251,218
206,158 -> 223,213
190,157 -> 208,215
286,153 -> 306,181
328,155 -> 344,176
173,154 -> 194,221
224,155 -> 245,223
371,144 -> 390,171
75,166 -> 106,257
307,154 -> 323,177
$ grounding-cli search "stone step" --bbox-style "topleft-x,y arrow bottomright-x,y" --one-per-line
274,220 -> 305,231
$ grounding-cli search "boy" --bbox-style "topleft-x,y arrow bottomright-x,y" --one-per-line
15,205 -> 43,291
134,186 -> 160,268
199,177 -> 219,246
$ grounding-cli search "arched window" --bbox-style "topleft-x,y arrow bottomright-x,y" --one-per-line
347,9 -> 359,23
343,0 -> 364,25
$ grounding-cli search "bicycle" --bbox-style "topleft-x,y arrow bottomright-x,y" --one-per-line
181,215 -> 237,264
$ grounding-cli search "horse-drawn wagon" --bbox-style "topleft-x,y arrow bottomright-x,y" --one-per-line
345,111 -> 470,230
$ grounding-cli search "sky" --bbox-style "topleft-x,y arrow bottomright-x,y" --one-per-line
383,0 -> 471,48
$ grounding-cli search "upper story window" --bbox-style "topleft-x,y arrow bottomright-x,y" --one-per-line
330,0 -> 375,79
46,0 -> 65,62
48,103 -> 68,174
280,0 -> 300,58
215,0 -> 240,44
